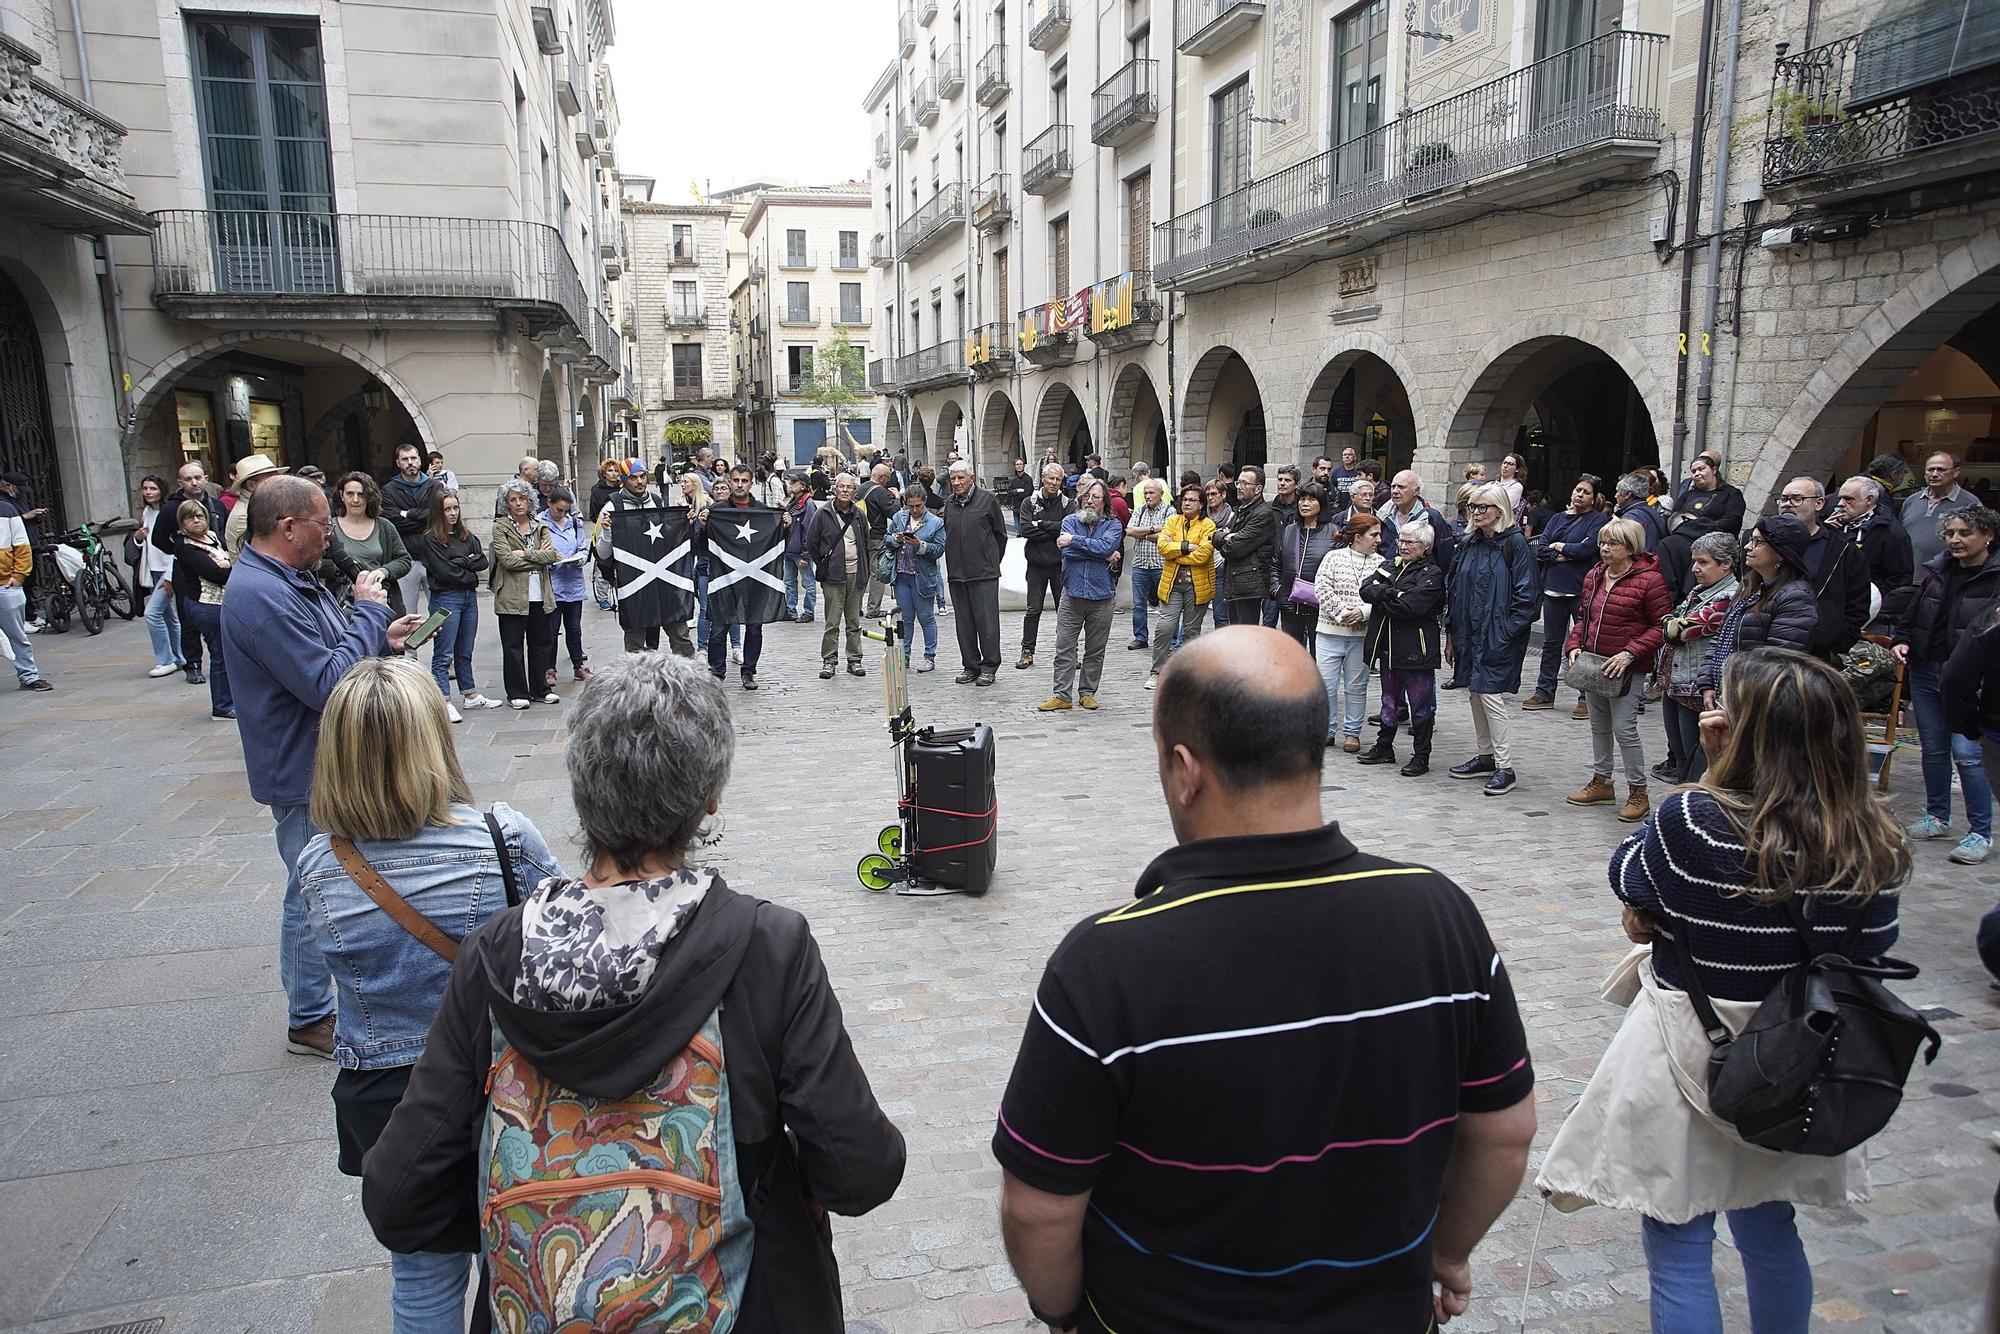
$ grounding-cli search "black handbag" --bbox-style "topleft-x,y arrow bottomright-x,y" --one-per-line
1666,899 -> 1939,1157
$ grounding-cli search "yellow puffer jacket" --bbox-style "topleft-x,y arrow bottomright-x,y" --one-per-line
1155,513 -> 1216,606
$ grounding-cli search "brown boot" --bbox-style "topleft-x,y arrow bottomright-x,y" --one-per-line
1619,785 -> 1651,823
1567,774 -> 1616,806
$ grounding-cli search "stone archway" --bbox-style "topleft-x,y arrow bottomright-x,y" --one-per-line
1754,230 -> 2000,511
1179,344 -> 1266,475
980,389 -> 1021,478
1300,337 -> 1422,480
535,370 -> 562,462
1034,380 -> 1092,470
1107,363 -> 1167,474
908,403 -> 929,464
883,401 -> 907,462
935,397 -> 966,466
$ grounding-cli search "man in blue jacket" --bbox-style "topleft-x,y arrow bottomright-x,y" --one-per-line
221,475 -> 423,1058
1038,476 -> 1124,711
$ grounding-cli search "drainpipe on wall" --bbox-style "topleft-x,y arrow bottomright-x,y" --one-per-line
1163,12 -> 1179,481
67,0 -> 134,474
1670,0 -> 1720,483
1091,15 -> 1104,470
1690,0 -> 1744,475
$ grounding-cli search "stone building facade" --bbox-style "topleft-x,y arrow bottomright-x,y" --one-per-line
618,185 -> 744,464
866,0 -> 2000,513
3,0 -> 628,526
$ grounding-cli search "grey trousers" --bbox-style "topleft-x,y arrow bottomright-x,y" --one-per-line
1588,685 -> 1647,785
864,569 -> 890,616
1052,593 -> 1114,699
820,580 -> 866,664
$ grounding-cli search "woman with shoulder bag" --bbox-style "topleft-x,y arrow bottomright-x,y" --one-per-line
1356,520 -> 1445,775
1273,483 -> 1338,650
492,480 -> 562,709
1147,484 -> 1216,688
1314,513 -> 1385,752
1657,533 -> 1740,784
323,472 -> 414,617
1538,647 -> 1908,1334
1693,515 -> 1819,718
133,475 -> 184,677
170,501 -> 235,720
296,657 -> 564,1333
1563,517 -> 1673,822
886,485 -> 945,672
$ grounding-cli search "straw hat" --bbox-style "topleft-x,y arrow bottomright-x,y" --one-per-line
233,455 -> 289,487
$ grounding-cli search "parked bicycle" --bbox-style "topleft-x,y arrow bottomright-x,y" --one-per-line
29,517 -> 137,635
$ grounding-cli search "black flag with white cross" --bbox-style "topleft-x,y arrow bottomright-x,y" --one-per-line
702,504 -> 787,626
608,503 -> 694,629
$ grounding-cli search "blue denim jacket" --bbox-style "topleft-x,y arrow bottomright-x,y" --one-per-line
297,802 -> 563,1069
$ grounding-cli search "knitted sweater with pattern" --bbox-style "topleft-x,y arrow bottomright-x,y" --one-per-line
1611,789 -> 1901,1002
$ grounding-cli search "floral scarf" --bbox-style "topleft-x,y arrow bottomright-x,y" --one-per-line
514,867 -> 714,1012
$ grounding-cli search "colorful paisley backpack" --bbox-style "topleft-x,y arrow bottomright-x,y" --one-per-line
478,1009 -> 754,1332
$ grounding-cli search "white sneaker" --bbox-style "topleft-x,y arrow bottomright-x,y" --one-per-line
25,619 -> 45,633
508,698 -> 530,710
729,645 -> 743,665
447,703 -> 464,724
1144,674 -> 1157,691
148,664 -> 178,678
464,694 -> 504,709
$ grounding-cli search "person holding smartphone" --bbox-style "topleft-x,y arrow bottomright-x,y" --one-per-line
886,486 -> 945,671
542,487 -> 592,683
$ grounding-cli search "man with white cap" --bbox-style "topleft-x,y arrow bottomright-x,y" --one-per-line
942,459 -> 1008,686
223,454 -> 289,554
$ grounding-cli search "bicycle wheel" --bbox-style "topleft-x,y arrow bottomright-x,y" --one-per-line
102,561 -> 137,619
76,573 -> 104,635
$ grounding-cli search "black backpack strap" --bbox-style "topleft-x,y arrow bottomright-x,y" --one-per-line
1777,894 -> 1866,964
484,809 -> 522,908
1661,919 -> 1733,1047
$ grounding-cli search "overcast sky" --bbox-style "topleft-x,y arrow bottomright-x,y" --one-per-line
607,2 -> 881,200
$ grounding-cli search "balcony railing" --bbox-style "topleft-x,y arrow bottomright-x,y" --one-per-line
898,115 -> 919,148
972,173 -> 1013,231
668,243 -> 698,267
875,130 -> 892,166
780,249 -> 818,270
939,44 -> 965,97
868,357 -> 898,390
665,304 -> 706,327
976,41 -> 1011,105
834,246 -> 867,270
895,181 -> 966,257
915,78 -> 940,124
896,338 -> 965,388
1085,268 -> 1163,351
666,382 -> 713,403
1093,58 -> 1159,147
780,306 -> 824,327
1761,15 -> 2000,192
1153,31 -> 1667,287
871,232 -> 896,266
1027,0 -> 1070,50
899,10 -> 916,55
1177,0 -> 1266,57
835,306 -> 871,326
1023,124 -> 1074,194
966,321 -> 1016,375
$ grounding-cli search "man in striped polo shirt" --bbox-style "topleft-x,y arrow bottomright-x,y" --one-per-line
993,626 -> 1537,1332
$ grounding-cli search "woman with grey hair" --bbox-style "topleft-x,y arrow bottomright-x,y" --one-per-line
1657,531 -> 1740,782
362,653 -> 908,1330
492,478 -> 560,708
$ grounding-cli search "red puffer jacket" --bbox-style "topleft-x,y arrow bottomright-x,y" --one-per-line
1565,550 -> 1674,672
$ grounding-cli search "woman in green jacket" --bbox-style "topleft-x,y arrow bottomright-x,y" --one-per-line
491,479 -> 561,709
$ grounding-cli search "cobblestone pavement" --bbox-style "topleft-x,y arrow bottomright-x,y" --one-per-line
0,603 -> 1995,1333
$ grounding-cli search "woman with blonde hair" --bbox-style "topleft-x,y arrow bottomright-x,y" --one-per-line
1445,483 -> 1538,795
1563,515 -> 1673,823
296,656 -> 562,1333
1539,647 -> 1908,1334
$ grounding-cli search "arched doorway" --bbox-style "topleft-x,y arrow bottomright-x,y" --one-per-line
1108,364 -> 1167,474
535,370 -> 562,462
935,398 -> 966,467
0,271 -> 64,529
1033,381 -> 1092,470
1301,346 -> 1420,481
981,389 -> 1022,478
883,401 -> 907,464
1179,345 -> 1265,476
908,404 -> 929,464
1441,335 -> 1659,499
578,396 -> 598,473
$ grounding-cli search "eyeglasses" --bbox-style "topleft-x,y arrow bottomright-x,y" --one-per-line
1467,503 -> 1498,513
1743,534 -> 1767,549
291,514 -> 333,531
1777,492 -> 1816,504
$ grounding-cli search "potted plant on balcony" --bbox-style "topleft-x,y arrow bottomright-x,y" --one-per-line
1409,141 -> 1454,171
1771,87 -> 1858,175
1249,206 -> 1284,229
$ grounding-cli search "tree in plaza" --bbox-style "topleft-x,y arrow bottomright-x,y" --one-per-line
801,328 -> 866,457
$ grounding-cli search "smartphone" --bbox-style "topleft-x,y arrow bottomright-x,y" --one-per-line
405,608 -> 452,648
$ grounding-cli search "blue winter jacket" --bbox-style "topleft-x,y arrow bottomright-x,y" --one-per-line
887,509 -> 946,601
221,546 -> 391,808
1059,514 -> 1125,600
543,512 -> 590,604
1532,509 -> 1608,597
1448,525 -> 1538,695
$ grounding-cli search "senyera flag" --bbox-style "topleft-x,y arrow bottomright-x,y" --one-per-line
703,505 -> 787,625
607,504 -> 694,628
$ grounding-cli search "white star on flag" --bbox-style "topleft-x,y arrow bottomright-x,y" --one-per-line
734,520 -> 756,542
644,522 -> 663,542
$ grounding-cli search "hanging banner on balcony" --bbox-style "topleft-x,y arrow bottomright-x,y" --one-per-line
1018,310 -> 1039,354
1091,274 -> 1135,333
1047,290 -> 1088,334
966,330 -> 989,367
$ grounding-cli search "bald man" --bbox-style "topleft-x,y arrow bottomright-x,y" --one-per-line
993,627 -> 1536,1332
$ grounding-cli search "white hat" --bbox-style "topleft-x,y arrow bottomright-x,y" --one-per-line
233,454 -> 289,486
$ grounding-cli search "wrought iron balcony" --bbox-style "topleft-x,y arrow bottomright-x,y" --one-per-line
939,45 -> 965,98
915,78 -> 940,125
899,9 -> 917,56
1018,297 -> 1081,366
835,306 -> 872,327
966,321 -> 1016,378
665,382 -> 718,404
1177,0 -> 1266,57
895,181 -> 965,258
1023,124 -> 1074,195
898,116 -> 919,149
668,242 -> 698,268
875,130 -> 892,167
0,33 -> 149,235
896,338 -> 966,390
871,232 -> 896,267
148,210 -> 606,365
972,173 -> 1013,232
1027,0 -> 1070,51
868,356 -> 898,390
1093,58 -> 1159,148
1761,8 -> 2000,200
780,306 -> 823,328
976,42 -> 1011,106
1084,269 -> 1162,353
665,304 -> 706,327
1152,30 -> 1667,291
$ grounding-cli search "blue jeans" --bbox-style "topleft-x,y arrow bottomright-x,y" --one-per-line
182,600 -> 233,713
1209,593 -> 1231,629
1909,658 -> 1993,837
785,558 -> 817,617
708,621 -> 762,678
0,584 -> 40,684
427,587 -> 478,697
388,1249 -> 470,1333
1534,594 -> 1578,700
894,575 -> 939,661
1315,632 -> 1371,740
145,580 -> 183,667
272,804 -> 335,1031
1260,596 -> 1282,628
1130,563 -> 1160,643
1641,1201 -> 1811,1334
694,559 -> 739,651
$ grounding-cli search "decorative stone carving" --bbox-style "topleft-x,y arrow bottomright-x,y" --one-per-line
0,32 -> 134,198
